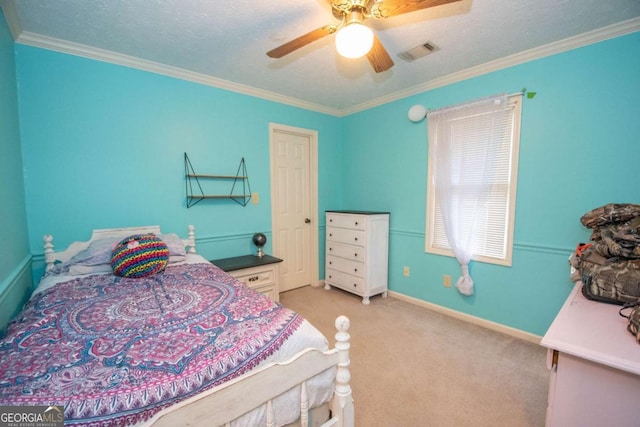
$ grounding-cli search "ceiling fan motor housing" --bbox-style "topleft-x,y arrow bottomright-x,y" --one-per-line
345,9 -> 367,25
332,0 -> 371,20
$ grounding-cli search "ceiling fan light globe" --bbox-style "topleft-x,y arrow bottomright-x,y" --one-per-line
335,23 -> 374,59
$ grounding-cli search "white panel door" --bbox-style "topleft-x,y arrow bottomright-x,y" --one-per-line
270,124 -> 317,292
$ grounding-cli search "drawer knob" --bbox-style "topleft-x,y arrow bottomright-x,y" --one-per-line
354,253 -> 358,257
355,221 -> 358,226
248,275 -> 259,282
329,247 -> 333,251
329,233 -> 333,237
354,237 -> 358,241
354,268 -> 358,272
329,261 -> 333,265
353,283 -> 357,288
330,218 -> 333,222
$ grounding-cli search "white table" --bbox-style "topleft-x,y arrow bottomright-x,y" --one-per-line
541,282 -> 640,426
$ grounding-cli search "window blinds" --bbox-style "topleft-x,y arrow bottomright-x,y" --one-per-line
427,94 -> 521,265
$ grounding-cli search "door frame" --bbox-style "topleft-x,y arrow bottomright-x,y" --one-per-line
269,123 -> 319,289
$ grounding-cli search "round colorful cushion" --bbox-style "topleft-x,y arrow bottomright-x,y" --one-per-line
111,234 -> 169,278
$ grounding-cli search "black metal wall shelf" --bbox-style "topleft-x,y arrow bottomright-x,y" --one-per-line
184,152 -> 251,208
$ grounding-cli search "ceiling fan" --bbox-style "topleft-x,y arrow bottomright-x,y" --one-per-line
267,0 -> 463,73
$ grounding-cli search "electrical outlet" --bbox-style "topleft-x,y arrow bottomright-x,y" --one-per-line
403,266 -> 410,277
251,192 -> 259,204
443,274 -> 452,287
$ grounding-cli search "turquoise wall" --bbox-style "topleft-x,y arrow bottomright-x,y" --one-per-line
15,46 -> 343,278
0,9 -> 32,334
340,32 -> 640,335
2,7 -> 639,336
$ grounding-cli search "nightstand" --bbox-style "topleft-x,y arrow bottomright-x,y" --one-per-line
210,255 -> 283,302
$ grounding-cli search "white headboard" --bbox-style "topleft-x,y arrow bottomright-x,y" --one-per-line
44,225 -> 196,272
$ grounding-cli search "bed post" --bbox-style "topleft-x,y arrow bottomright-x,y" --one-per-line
187,225 -> 196,254
43,235 -> 55,273
331,315 -> 354,427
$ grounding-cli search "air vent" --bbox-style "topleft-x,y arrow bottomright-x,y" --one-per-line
398,41 -> 439,62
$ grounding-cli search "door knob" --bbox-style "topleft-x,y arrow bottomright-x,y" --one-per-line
305,218 -> 311,223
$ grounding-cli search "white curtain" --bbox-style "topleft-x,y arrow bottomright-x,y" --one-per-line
427,95 -> 511,296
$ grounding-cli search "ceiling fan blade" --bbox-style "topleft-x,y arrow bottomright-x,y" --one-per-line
371,0 -> 463,19
267,25 -> 337,58
366,34 -> 394,73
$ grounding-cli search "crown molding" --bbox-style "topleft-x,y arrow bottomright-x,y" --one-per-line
342,17 -> 640,116
13,31 -> 342,117
0,0 -> 22,39
4,4 -> 638,118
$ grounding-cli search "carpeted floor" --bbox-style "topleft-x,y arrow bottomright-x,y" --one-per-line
280,285 -> 549,427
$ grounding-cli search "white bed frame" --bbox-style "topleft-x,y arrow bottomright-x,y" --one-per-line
44,225 -> 197,273
42,225 -> 354,427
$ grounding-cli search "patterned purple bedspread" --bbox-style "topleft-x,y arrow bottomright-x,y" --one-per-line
0,263 -> 302,426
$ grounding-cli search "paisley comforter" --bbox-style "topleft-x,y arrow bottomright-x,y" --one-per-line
0,262 -> 303,426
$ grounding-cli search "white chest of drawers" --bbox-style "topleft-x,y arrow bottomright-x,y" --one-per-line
324,210 -> 389,304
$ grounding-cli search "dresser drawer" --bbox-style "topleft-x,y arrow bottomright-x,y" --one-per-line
326,241 -> 365,262
250,283 -> 279,301
325,268 -> 365,296
326,255 -> 364,278
229,266 -> 275,289
326,227 -> 365,246
327,213 -> 366,230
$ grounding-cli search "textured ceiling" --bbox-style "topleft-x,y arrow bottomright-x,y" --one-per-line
2,0 -> 640,114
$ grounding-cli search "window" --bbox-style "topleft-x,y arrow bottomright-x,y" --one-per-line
425,94 -> 522,267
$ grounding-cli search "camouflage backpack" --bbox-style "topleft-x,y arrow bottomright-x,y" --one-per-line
576,204 -> 640,304
581,203 -> 640,228
620,302 -> 640,343
581,204 -> 640,259
576,246 -> 640,305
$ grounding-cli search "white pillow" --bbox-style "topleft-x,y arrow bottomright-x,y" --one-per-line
69,264 -> 113,275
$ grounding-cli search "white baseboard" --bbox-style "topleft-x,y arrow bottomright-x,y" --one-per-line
387,290 -> 542,344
